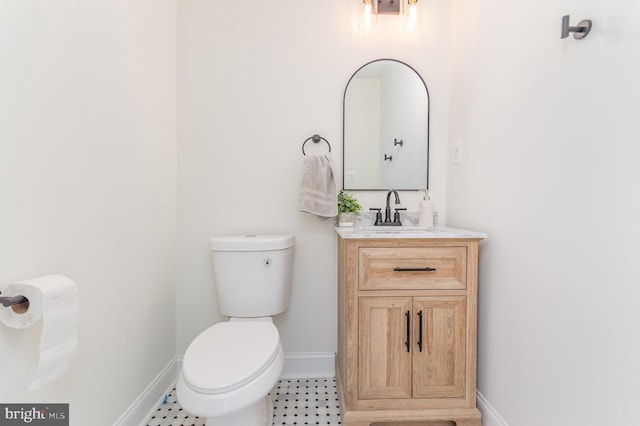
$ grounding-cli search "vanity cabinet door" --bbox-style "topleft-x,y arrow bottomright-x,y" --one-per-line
412,296 -> 467,399
358,295 -> 467,401
358,297 -> 412,400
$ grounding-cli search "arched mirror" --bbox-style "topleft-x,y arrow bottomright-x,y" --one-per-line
343,59 -> 429,190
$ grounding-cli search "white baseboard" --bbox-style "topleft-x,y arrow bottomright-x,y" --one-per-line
477,391 -> 509,426
176,352 -> 335,380
281,352 -> 336,379
112,357 -> 178,426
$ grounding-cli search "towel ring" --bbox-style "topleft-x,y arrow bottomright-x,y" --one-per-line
301,134 -> 331,156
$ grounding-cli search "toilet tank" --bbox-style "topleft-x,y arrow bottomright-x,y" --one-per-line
209,234 -> 294,318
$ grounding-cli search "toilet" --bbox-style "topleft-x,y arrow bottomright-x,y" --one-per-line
177,234 -> 295,425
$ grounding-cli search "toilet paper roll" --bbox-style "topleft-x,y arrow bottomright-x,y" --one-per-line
0,275 -> 78,390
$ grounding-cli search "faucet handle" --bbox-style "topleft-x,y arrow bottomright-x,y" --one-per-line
393,208 -> 407,225
369,208 -> 383,225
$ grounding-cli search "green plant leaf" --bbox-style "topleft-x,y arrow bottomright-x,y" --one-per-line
337,189 -> 362,214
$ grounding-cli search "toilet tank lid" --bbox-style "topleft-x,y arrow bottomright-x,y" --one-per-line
209,234 -> 295,251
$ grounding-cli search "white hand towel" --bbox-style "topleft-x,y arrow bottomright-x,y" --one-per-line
298,154 -> 338,218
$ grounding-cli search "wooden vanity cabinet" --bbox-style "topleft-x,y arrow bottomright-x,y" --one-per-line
336,236 -> 483,426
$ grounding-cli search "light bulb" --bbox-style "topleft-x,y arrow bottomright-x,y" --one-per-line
360,0 -> 376,31
403,0 -> 421,31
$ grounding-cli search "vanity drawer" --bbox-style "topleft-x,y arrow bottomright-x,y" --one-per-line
359,246 -> 467,290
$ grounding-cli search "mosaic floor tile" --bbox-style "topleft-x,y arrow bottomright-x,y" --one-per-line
145,378 -> 341,426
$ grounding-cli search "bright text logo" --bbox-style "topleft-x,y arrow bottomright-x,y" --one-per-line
0,404 -> 68,425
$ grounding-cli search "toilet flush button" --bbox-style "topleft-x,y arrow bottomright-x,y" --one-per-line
263,258 -> 272,267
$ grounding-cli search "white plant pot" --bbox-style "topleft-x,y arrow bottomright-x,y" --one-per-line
338,212 -> 356,227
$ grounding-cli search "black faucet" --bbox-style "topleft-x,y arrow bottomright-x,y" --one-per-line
384,189 -> 402,225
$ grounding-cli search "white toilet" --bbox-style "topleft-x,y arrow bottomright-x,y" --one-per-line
177,234 -> 295,426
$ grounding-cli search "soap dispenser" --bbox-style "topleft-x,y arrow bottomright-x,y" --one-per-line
418,189 -> 434,229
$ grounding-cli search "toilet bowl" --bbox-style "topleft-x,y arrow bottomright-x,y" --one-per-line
177,318 -> 284,425
176,234 -> 294,425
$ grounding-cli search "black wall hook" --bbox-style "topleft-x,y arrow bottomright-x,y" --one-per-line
561,15 -> 592,40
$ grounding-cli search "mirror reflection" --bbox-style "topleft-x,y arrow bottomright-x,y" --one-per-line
343,59 -> 429,190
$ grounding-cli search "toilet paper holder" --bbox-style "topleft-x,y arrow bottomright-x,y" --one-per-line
0,291 -> 29,309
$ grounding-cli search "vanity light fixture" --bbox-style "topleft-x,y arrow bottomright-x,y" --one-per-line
403,0 -> 421,32
359,0 -> 421,31
377,0 -> 401,14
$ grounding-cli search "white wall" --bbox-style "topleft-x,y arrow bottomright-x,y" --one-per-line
448,0 -> 640,424
0,1 -> 177,424
176,0 -> 454,354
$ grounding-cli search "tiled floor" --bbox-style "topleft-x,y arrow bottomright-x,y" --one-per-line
145,378 -> 342,426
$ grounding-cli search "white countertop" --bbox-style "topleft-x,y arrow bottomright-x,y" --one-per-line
334,225 -> 487,240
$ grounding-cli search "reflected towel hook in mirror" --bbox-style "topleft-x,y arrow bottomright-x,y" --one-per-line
561,15 -> 592,40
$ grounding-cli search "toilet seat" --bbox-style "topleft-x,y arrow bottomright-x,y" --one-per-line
182,321 -> 280,395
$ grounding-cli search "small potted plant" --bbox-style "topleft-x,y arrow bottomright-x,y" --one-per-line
337,189 -> 362,227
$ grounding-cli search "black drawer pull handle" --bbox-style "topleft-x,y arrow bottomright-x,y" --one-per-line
417,310 -> 423,352
405,310 -> 411,352
394,267 -> 436,272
